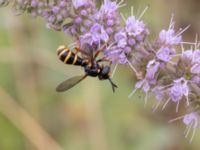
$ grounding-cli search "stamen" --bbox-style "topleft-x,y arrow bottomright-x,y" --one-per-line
168,115 -> 185,123
191,45 -> 194,50
118,3 -> 126,8
152,101 -> 157,109
184,124 -> 190,135
185,122 -> 193,138
190,128 -> 196,143
181,42 -> 197,45
181,43 -> 185,55
98,42 -> 101,50
186,96 -> 190,106
197,42 -> 200,49
108,42 -> 117,49
169,13 -> 175,30
195,34 -> 198,50
162,98 -> 170,111
160,84 -> 173,90
127,59 -> 139,75
111,63 -> 119,78
120,13 -> 126,23
175,25 -> 190,37
176,100 -> 180,113
153,100 -> 162,112
128,88 -> 137,98
138,5 -> 149,20
117,0 -> 126,8
131,6 -> 134,16
118,0 -> 124,6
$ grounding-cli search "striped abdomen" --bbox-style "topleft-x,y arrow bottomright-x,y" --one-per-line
57,45 -> 85,66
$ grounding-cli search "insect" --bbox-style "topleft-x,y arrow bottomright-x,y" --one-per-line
56,44 -> 118,92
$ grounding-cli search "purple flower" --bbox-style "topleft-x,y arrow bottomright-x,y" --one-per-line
182,49 -> 200,74
128,38 -> 136,46
183,112 -> 199,128
170,84 -> 183,102
60,1 -> 68,7
81,23 -> 109,46
190,50 -> 200,74
104,46 -> 127,64
156,47 -> 173,62
135,79 -> 150,93
156,16 -> 188,48
132,78 -> 157,106
100,0 -> 120,14
125,16 -> 148,38
191,63 -> 200,74
135,77 -> 157,94
75,17 -> 83,24
158,29 -> 182,46
114,31 -> 127,48
152,86 -> 165,101
182,49 -> 193,60
183,112 -> 199,143
105,15 -> 149,65
146,59 -> 160,80
170,77 -> 189,105
52,6 -> 60,14
192,50 -> 200,63
118,53 -> 127,64
191,75 -> 200,84
170,112 -> 199,143
98,0 -> 122,35
72,0 -> 94,9
31,0 -> 38,7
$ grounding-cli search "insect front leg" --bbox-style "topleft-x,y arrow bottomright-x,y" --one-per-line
94,42 -> 108,59
74,47 -> 80,54
96,57 -> 110,63
74,36 -> 81,54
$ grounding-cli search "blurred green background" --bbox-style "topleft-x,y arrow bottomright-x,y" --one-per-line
0,0 -> 200,150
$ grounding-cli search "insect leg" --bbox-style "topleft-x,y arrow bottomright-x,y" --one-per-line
74,36 -> 81,54
108,61 -> 118,92
74,47 -> 80,54
94,42 -> 108,59
108,78 -> 118,92
96,57 -> 110,63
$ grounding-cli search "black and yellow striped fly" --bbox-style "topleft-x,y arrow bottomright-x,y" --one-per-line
56,45 -> 117,92
57,45 -> 88,67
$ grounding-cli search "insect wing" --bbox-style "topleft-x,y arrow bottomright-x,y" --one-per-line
56,75 -> 87,92
79,44 -> 94,62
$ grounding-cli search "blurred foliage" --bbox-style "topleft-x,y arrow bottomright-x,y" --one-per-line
0,0 -> 200,150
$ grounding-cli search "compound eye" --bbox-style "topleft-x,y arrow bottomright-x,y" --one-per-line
102,66 -> 110,75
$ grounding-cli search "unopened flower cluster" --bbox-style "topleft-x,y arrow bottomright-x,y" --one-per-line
1,0 -> 200,142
